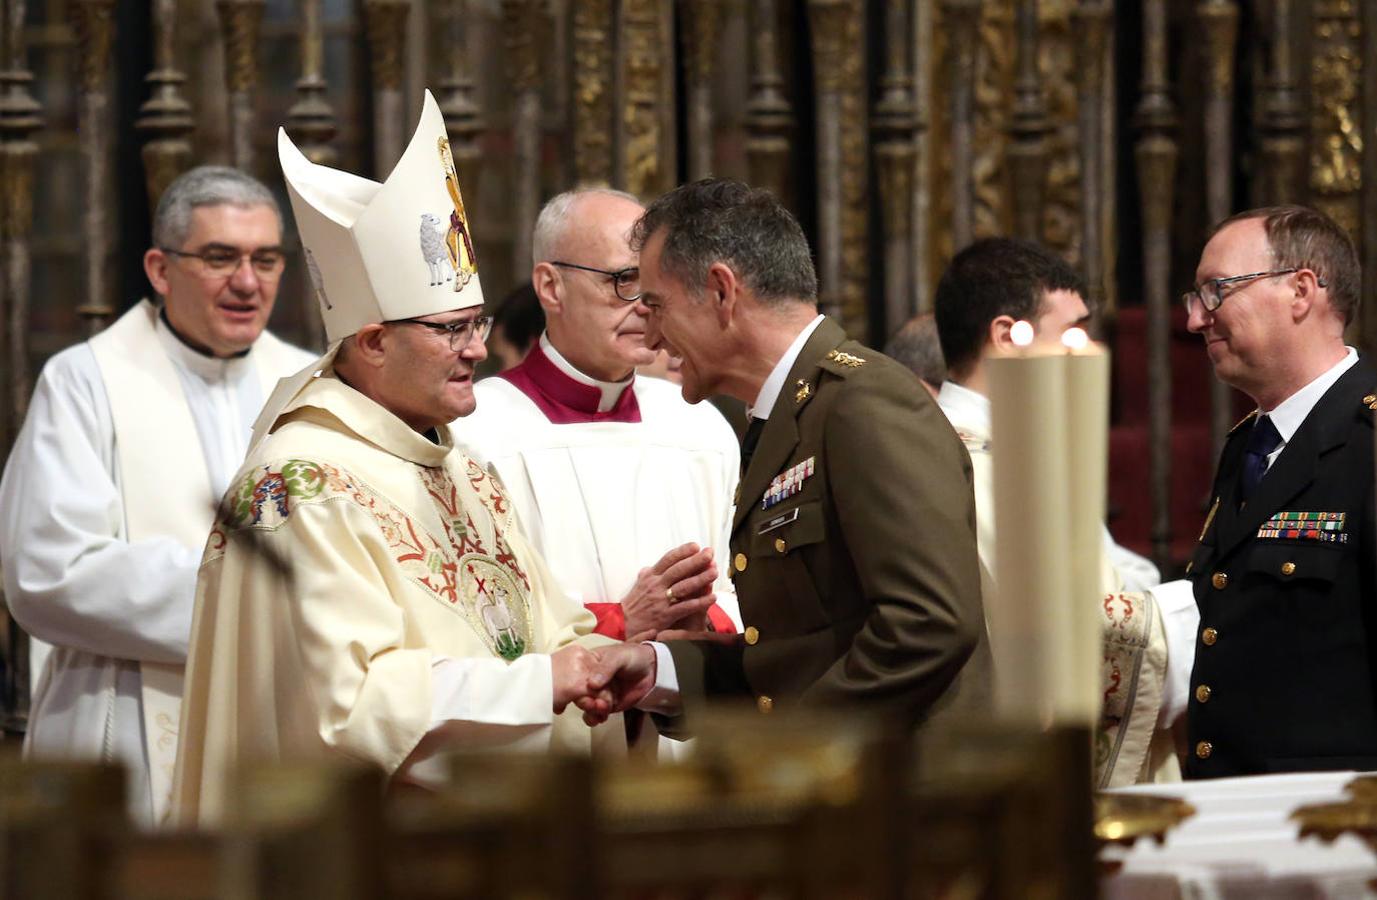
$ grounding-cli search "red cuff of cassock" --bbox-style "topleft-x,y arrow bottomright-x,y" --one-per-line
583,601 -> 738,639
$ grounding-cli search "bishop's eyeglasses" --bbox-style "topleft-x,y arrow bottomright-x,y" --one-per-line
389,315 -> 494,351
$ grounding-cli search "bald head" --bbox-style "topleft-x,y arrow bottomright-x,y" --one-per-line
531,188 -> 654,381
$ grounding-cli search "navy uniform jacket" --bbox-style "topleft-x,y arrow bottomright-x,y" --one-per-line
1186,357 -> 1377,777
665,317 -> 990,730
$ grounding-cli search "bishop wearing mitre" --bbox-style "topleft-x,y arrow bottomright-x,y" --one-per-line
171,93 -> 619,827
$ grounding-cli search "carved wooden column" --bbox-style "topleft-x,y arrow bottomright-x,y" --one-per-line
873,0 -> 919,335
136,0 -> 194,213
216,0 -> 264,172
744,0 -> 793,203
681,0 -> 721,181
942,0 -> 981,251
1072,1 -> 1109,325
571,0 -> 614,186
287,0 -> 337,166
1198,0 -> 1238,462
1365,0 -> 1377,352
364,0 -> 409,176
436,0 -> 483,184
1133,0 -> 1179,570
1258,0 -> 1305,204
502,0 -> 544,272
808,0 -> 850,321
71,0 -> 117,335
287,0 -> 337,350
1008,0 -> 1049,243
0,0 -> 40,735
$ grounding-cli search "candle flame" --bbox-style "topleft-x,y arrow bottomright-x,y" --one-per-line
1062,327 -> 1089,351
1010,320 -> 1035,347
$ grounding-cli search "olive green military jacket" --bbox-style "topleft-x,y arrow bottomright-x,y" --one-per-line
666,317 -> 990,729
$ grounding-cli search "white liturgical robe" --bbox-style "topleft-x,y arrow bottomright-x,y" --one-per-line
171,373 -> 613,828
0,299 -> 312,825
458,337 -> 742,637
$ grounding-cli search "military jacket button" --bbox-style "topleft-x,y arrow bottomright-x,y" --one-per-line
734,553 -> 748,573
1211,572 -> 1228,590
1195,684 -> 1212,703
744,626 -> 759,645
774,537 -> 787,554
1281,561 -> 1296,576
757,695 -> 774,714
1195,741 -> 1213,760
1202,627 -> 1218,646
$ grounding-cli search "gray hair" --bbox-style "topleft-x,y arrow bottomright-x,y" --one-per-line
152,165 -> 282,249
885,314 -> 947,387
629,178 -> 817,307
532,187 -> 642,265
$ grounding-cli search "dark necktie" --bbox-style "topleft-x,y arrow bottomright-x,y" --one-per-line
1239,415 -> 1283,504
741,416 -> 766,474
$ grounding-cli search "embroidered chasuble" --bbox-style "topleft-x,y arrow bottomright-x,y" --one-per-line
172,373 -> 613,828
460,341 -> 742,639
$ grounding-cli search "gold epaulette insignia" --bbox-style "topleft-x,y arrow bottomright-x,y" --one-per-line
825,349 -> 866,368
1363,392 -> 1377,411
1227,410 -> 1258,435
795,379 -> 813,403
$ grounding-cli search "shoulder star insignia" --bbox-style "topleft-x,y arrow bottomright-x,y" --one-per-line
825,349 -> 866,368
795,379 -> 812,403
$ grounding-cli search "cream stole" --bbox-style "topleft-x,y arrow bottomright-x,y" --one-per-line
89,299 -> 299,824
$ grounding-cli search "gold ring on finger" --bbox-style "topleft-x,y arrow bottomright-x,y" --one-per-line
666,586 -> 676,602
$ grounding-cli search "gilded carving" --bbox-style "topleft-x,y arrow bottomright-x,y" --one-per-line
70,0 -> 116,92
1309,0 -> 1362,238
572,0 -> 614,185
364,0 -> 409,91
621,0 -> 665,197
681,0 -> 721,87
501,0 -> 544,93
216,1 -> 264,93
930,0 -> 1082,275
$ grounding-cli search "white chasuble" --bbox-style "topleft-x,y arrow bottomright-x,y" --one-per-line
171,375 -> 612,828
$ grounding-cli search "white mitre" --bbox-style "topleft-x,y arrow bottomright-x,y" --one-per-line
251,89 -> 484,446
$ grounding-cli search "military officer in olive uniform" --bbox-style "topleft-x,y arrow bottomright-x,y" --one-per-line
583,178 -> 989,729
1183,205 -> 1377,778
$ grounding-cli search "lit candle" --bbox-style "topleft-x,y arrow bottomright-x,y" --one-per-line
985,322 -> 1110,728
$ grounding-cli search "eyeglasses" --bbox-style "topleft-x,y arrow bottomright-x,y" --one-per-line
161,246 -> 287,281
551,261 -> 642,302
390,315 -> 493,351
1181,268 -> 1326,315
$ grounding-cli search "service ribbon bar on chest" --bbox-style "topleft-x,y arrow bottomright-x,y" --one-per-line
1257,511 -> 1348,543
763,456 -> 815,510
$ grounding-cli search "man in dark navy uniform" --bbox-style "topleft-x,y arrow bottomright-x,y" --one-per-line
1184,205 -> 1377,777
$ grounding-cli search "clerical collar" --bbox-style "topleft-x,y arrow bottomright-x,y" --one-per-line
154,303 -> 253,382
748,314 -> 825,419
498,336 -> 642,424
538,333 -> 632,412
